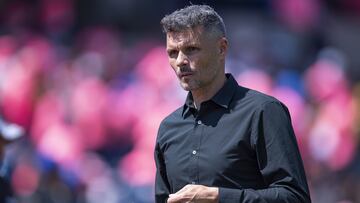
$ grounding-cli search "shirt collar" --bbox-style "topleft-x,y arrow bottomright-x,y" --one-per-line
181,73 -> 238,118
181,92 -> 195,118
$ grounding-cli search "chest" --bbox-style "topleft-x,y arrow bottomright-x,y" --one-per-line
161,112 -> 260,190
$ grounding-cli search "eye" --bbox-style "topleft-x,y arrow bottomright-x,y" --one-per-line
167,50 -> 178,59
186,46 -> 200,54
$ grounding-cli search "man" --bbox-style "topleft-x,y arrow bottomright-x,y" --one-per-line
155,5 -> 311,203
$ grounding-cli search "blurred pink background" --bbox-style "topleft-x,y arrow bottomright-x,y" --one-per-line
0,0 -> 360,202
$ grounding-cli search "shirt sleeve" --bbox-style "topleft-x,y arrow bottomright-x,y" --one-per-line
154,125 -> 171,203
218,101 -> 311,203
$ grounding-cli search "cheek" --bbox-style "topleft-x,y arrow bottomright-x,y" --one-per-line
195,55 -> 212,71
198,57 -> 219,78
169,59 -> 177,71
189,55 -> 204,69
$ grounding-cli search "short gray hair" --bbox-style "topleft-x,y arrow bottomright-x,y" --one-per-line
160,5 -> 226,37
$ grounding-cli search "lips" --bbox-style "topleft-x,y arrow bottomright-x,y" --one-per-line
179,72 -> 194,78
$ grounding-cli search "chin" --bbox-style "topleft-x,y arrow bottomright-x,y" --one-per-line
180,82 -> 192,91
180,85 -> 191,91
181,83 -> 201,92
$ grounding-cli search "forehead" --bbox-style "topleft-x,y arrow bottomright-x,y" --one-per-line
166,27 -> 205,46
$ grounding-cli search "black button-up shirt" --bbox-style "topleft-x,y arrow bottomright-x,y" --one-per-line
154,74 -> 311,203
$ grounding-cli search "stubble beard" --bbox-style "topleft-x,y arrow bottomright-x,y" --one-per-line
179,67 -> 219,93
179,78 -> 201,91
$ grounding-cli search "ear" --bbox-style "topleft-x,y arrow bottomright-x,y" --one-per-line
219,37 -> 228,58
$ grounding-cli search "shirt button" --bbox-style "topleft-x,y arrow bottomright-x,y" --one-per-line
192,150 -> 197,155
197,120 -> 202,125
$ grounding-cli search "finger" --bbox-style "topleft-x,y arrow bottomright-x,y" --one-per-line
174,184 -> 192,194
168,194 -> 188,203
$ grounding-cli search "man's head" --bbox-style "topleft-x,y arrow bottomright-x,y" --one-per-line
161,5 -> 228,92
160,5 -> 226,38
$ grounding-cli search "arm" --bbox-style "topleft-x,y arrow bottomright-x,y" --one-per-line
218,101 -> 311,203
154,140 -> 171,203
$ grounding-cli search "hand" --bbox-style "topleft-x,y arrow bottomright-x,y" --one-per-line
167,184 -> 219,203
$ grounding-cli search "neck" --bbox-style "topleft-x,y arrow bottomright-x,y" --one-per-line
192,74 -> 226,109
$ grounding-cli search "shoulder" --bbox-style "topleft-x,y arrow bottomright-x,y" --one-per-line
241,88 -> 292,125
157,106 -> 184,137
233,86 -> 285,112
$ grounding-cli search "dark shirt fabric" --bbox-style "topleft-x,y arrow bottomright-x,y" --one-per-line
154,73 -> 311,203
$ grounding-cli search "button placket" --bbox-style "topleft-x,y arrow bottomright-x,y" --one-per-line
189,116 -> 203,186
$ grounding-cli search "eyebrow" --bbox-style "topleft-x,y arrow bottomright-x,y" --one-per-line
167,41 -> 200,50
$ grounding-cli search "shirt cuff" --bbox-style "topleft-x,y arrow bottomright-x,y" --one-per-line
218,187 -> 242,203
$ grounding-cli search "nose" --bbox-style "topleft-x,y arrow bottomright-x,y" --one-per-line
176,51 -> 189,67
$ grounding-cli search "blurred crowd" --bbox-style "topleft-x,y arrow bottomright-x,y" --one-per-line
0,0 -> 359,202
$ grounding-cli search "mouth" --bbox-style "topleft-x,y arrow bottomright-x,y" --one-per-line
179,72 -> 194,78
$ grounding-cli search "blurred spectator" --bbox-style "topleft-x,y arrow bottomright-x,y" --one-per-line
0,116 -> 24,202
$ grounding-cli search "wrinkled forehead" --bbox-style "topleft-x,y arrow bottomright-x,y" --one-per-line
166,26 -> 205,44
